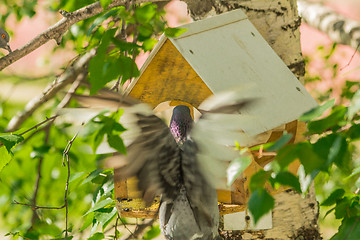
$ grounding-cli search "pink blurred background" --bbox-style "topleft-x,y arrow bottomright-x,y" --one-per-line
2,0 -> 360,102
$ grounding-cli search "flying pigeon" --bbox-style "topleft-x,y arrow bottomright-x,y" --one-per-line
63,89 -> 255,240
0,27 -> 11,52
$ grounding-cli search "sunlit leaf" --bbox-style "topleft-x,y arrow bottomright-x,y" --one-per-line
86,198 -> 114,215
0,134 -> 24,152
165,27 -> 187,38
143,225 -> 161,240
299,99 -> 335,122
88,232 -> 105,240
307,106 -> 347,135
99,0 -> 112,9
142,38 -> 158,51
94,207 -> 117,230
0,146 -> 12,173
83,169 -> 104,185
227,153 -> 252,186
80,212 -> 95,232
267,133 -> 293,151
348,89 -> 360,120
135,3 -> 157,24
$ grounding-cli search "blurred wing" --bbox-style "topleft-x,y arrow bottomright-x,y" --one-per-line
189,90 -> 259,191
62,90 -> 182,204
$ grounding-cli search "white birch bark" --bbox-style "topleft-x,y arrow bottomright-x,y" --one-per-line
298,0 -> 360,52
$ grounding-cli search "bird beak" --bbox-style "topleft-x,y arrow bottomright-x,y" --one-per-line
5,44 -> 12,53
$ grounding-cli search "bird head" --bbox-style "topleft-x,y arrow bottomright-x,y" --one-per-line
0,27 -> 11,53
170,105 -> 193,146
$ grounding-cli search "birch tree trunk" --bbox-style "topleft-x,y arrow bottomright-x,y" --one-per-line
182,1 -> 321,239
298,0 -> 360,52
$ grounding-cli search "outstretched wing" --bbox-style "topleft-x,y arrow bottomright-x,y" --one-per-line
181,90 -> 257,223
64,91 -> 183,204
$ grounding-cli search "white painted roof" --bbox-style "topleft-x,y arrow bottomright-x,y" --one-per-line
128,9 -> 318,136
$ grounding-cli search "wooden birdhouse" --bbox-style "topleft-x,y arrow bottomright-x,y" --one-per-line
114,9 -> 317,229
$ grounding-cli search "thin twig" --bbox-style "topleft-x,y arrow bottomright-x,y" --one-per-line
18,115 -> 58,136
119,215 -> 136,239
114,213 -> 120,240
340,41 -> 360,71
62,129 -> 80,238
124,218 -> 156,240
13,128 -> 80,239
57,70 -> 87,110
30,123 -> 51,225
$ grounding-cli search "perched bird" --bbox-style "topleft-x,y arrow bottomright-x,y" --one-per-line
62,89 -> 254,240
0,27 -> 11,52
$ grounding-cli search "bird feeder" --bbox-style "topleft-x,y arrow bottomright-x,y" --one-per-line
114,9 -> 317,229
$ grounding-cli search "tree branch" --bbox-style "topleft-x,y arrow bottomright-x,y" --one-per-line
6,50 -> 95,132
298,0 -> 360,52
0,0 -> 169,71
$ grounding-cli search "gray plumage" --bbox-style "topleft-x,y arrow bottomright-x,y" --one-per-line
0,27 -> 11,52
64,89 -> 255,240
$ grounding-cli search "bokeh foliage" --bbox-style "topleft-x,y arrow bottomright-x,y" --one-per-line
0,1 -> 360,240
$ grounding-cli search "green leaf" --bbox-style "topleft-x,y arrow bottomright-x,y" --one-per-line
30,145 -> 51,159
0,146 -> 12,173
335,198 -> 350,219
99,0 -> 112,9
324,207 -> 336,218
347,124 -> 360,141
107,134 -> 126,154
83,169 -> 104,185
0,134 -> 24,152
297,165 -> 318,193
88,29 -> 116,94
86,198 -> 114,215
313,134 -> 349,172
95,207 -> 117,230
297,142 -> 325,174
275,144 -> 298,170
249,170 -> 269,192
307,106 -> 347,135
69,171 -> 86,183
248,189 -> 274,224
321,189 -> 345,206
227,154 -> 252,186
165,27 -> 187,38
143,225 -> 161,240
299,99 -> 335,122
93,128 -> 106,153
88,232 -> 105,240
331,217 -> 360,240
142,38 -> 158,52
267,133 -> 293,151
348,89 -> 360,120
134,3 -> 157,24
80,212 -> 95,232
274,171 -> 301,193
138,24 -> 154,38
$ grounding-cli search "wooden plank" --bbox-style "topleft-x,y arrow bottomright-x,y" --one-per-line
127,39 -> 213,108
